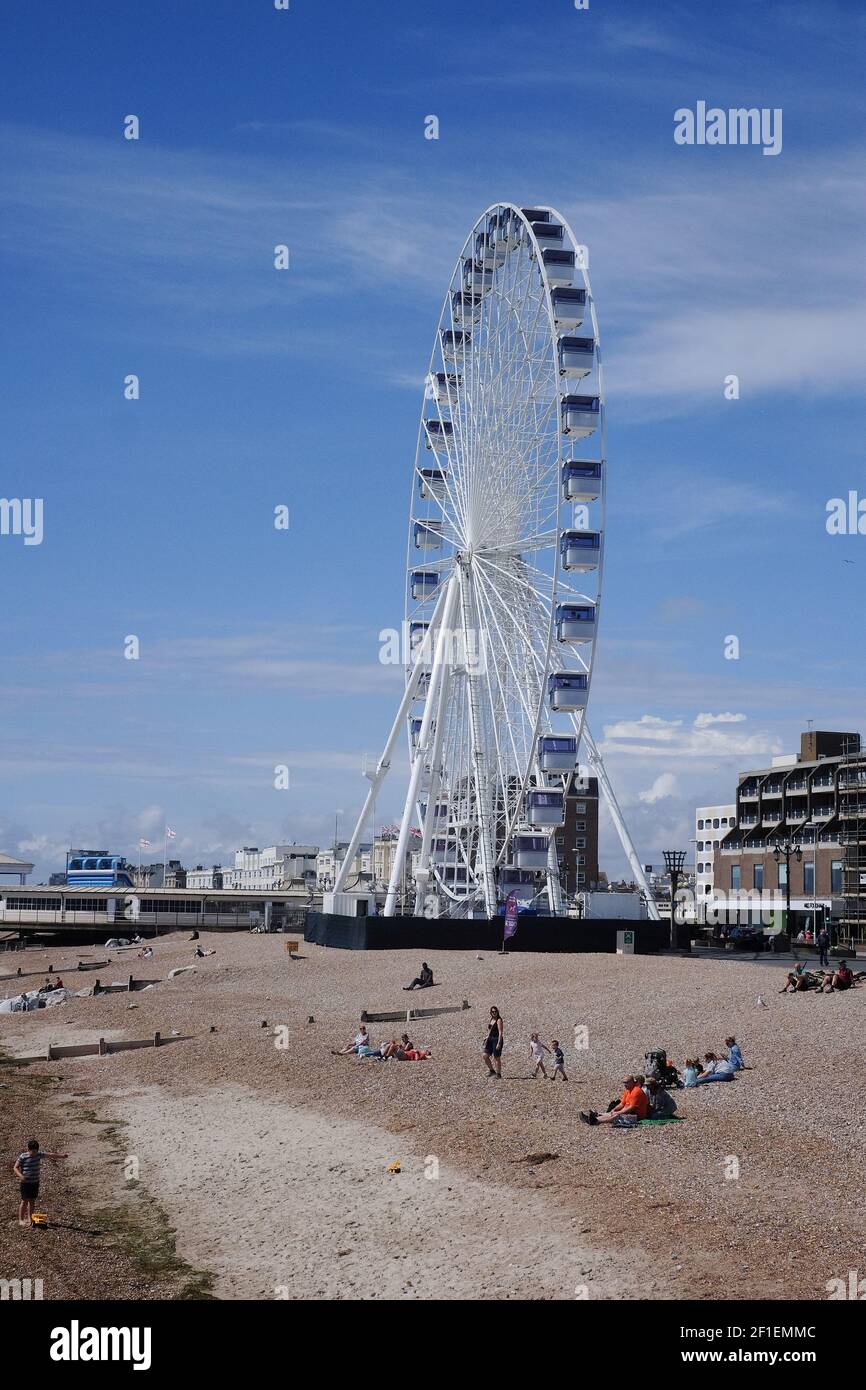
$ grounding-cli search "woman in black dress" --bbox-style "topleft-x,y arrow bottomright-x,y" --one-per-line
483,1006 -> 504,1078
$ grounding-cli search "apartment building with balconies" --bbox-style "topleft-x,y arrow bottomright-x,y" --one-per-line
712,730 -> 862,936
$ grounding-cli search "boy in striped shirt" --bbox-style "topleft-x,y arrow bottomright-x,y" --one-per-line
13,1138 -> 68,1226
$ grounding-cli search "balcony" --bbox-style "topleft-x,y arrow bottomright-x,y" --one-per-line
739,816 -> 758,827
786,779 -> 808,792
786,804 -> 808,823
739,787 -> 759,799
764,783 -> 784,797
812,804 -> 835,820
812,776 -> 835,790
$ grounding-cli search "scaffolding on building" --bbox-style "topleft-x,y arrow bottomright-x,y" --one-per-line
839,734 -> 866,942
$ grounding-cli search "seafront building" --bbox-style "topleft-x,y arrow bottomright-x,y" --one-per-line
183,846 -> 320,892
711,730 -> 866,939
694,804 -> 737,920
316,841 -> 372,890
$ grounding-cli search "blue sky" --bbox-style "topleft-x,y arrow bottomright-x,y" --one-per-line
2,0 -> 865,880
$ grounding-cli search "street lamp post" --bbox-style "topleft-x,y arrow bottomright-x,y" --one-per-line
663,849 -> 687,951
773,833 -> 802,937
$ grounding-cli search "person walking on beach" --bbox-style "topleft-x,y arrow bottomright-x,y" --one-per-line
13,1138 -> 68,1227
483,1006 -> 504,1078
528,1032 -> 550,1079
550,1039 -> 568,1082
817,927 -> 830,968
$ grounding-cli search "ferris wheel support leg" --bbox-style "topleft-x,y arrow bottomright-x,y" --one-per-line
458,565 -> 498,919
333,585 -> 449,898
412,638 -> 454,915
580,721 -> 661,923
384,576 -> 460,918
545,837 -> 564,916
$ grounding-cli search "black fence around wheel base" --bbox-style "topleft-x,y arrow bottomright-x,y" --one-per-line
304,911 -> 671,953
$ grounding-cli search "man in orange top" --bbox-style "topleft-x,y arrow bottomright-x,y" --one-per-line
580,1075 -> 649,1127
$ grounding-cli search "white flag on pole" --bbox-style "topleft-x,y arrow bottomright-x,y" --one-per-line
139,838 -> 151,849
165,827 -> 176,840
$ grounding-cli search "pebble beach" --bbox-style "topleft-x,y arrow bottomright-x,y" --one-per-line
2,933 -> 864,1301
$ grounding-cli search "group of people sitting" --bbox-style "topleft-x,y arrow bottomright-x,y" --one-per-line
580,1037 -> 746,1128
580,1074 -> 678,1127
332,1025 -> 432,1061
682,1041 -> 744,1086
781,960 -> 859,993
37,977 -> 63,994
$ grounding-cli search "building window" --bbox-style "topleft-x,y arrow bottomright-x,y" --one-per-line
831,859 -> 843,894
731,865 -> 741,891
803,860 -> 815,894
713,818 -> 720,828
778,863 -> 788,889
753,864 -> 763,890
6,897 -> 61,911
697,819 -> 704,830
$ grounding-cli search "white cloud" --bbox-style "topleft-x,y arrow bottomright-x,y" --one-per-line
600,713 -> 782,761
638,773 -> 678,804
693,712 -> 747,728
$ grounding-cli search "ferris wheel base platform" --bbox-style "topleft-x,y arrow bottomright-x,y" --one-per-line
305,911 -> 670,955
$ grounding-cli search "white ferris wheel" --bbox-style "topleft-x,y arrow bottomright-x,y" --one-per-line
335,203 -> 658,921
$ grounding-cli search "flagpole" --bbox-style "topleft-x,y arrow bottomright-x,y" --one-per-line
163,829 -> 167,889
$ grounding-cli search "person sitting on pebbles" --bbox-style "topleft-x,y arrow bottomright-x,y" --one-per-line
332,1025 -> 370,1056
694,1052 -> 736,1084
780,962 -> 815,993
402,962 -> 434,991
820,960 -> 855,993
580,1075 -> 649,1128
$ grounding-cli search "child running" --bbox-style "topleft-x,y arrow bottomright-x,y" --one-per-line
550,1039 -> 568,1081
13,1138 -> 68,1227
529,1032 -> 550,1079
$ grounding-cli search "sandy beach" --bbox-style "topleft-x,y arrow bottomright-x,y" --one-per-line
2,933 -> 864,1300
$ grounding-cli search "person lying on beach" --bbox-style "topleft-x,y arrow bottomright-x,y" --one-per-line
694,1052 -> 736,1084
580,1076 -> 649,1127
529,1033 -> 550,1079
403,962 -> 434,991
333,1027 -> 370,1056
645,1078 -> 677,1117
13,1138 -> 68,1227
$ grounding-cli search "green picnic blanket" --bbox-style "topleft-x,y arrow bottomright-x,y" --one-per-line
639,1116 -> 684,1125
